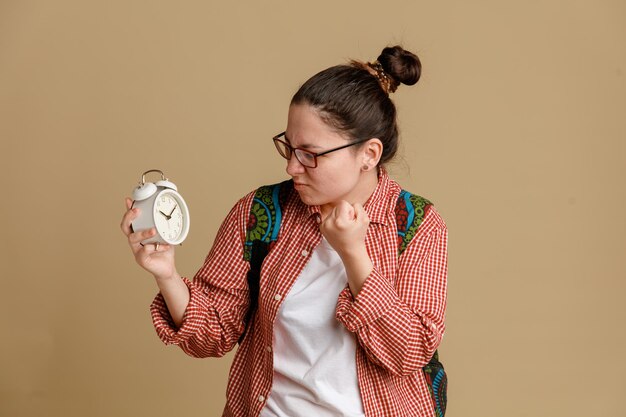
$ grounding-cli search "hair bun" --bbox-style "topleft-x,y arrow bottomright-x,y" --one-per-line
377,45 -> 421,86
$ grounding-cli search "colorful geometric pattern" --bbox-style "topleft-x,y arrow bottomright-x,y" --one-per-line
395,190 -> 432,256
243,182 -> 288,261
423,350 -> 448,417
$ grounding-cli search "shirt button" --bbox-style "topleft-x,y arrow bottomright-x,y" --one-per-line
266,346 -> 272,352
301,249 -> 308,257
258,395 -> 265,402
274,294 -> 282,301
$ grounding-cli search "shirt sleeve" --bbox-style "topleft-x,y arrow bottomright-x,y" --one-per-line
149,190 -> 255,358
335,205 -> 448,376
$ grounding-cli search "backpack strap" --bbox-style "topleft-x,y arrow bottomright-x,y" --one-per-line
395,189 -> 432,257
239,181 -> 290,344
243,181 -> 288,262
395,190 -> 447,416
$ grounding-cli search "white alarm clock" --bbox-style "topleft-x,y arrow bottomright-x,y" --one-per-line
130,169 -> 190,246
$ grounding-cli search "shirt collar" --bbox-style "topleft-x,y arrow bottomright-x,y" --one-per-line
305,166 -> 393,226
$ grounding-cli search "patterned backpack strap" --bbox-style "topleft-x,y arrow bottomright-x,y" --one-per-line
395,189 -> 432,256
395,190 -> 447,417
243,181 -> 288,261
239,180 -> 290,345
423,350 -> 447,417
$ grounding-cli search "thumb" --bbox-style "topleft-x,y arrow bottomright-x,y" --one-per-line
354,203 -> 369,223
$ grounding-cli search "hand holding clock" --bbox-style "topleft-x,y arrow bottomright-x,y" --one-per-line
121,197 -> 179,281
121,169 -> 190,328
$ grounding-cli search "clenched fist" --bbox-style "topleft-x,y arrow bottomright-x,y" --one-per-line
319,201 -> 373,296
320,201 -> 370,258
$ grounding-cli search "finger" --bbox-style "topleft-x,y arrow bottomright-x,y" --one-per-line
334,203 -> 356,229
319,209 -> 334,234
353,203 -> 369,223
120,206 -> 140,236
139,242 -> 172,258
125,197 -> 132,210
153,243 -> 171,252
334,201 -> 356,224
323,206 -> 342,230
128,227 -> 155,245
128,227 -> 157,247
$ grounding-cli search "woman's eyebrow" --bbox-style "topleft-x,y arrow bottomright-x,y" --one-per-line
284,133 -> 321,150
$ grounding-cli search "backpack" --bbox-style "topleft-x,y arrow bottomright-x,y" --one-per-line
240,180 -> 447,416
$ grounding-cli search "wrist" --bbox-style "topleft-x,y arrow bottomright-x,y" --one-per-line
154,271 -> 181,284
337,243 -> 368,261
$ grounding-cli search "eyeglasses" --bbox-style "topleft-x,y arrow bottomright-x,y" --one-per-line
272,131 -> 370,168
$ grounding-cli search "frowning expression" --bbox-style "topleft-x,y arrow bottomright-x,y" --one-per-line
284,104 -> 370,212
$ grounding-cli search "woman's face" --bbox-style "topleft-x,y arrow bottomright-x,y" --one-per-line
284,104 -> 373,213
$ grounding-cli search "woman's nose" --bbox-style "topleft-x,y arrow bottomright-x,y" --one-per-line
286,153 -> 305,176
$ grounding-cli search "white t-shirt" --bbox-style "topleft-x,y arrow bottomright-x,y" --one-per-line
260,236 -> 365,417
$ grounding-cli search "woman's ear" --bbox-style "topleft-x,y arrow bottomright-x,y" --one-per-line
361,138 -> 383,169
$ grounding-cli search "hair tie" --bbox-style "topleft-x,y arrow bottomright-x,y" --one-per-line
366,61 -> 399,94
349,59 -> 399,95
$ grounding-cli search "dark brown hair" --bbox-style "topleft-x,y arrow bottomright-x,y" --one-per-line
290,45 -> 421,165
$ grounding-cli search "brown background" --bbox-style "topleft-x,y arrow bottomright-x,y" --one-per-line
1,1 -> 625,416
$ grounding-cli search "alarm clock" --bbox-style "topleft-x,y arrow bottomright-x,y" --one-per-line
130,169 -> 190,246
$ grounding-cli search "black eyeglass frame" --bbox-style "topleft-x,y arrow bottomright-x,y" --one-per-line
272,131 -> 371,168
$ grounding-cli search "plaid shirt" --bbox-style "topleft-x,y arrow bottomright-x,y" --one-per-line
150,168 -> 448,417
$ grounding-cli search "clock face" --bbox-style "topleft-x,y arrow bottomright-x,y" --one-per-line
153,192 -> 187,243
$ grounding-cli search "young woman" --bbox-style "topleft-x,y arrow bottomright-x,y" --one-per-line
120,45 -> 448,417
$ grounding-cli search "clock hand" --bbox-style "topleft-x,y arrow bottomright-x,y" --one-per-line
159,210 -> 169,218
168,204 -> 178,217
